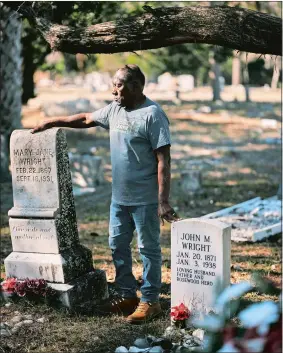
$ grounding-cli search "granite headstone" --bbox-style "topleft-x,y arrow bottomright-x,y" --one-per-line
4,128 -> 108,308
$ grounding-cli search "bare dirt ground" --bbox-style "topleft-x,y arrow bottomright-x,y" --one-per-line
0,87 -> 281,353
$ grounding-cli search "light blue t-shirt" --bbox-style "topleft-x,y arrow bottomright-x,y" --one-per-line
91,97 -> 171,205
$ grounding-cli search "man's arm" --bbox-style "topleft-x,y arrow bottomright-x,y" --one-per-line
32,112 -> 96,133
155,144 -> 179,224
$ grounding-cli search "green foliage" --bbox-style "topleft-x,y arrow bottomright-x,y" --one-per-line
20,1 -> 233,91
22,19 -> 50,67
214,46 -> 233,64
90,51 -> 166,79
21,18 -> 51,102
155,44 -> 210,76
248,58 -> 277,86
123,51 -> 167,80
41,59 -> 65,75
22,1 -> 280,96
21,2 -> 129,100
50,2 -> 126,26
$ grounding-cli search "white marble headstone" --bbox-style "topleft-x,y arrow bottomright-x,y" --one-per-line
5,128 -> 86,281
171,218 -> 231,315
157,72 -> 175,90
177,75 -> 194,92
8,128 -> 79,247
9,129 -> 60,218
9,218 -> 59,253
4,129 -> 109,306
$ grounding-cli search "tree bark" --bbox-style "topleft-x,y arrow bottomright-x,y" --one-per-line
271,57 -> 281,89
241,53 -> 250,102
209,2 -> 223,101
22,43 -> 36,104
0,3 -> 22,181
63,53 -> 78,73
209,50 -> 222,101
232,53 -> 241,85
5,3 -> 282,56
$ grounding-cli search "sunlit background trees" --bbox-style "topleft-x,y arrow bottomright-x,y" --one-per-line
0,1 -> 281,181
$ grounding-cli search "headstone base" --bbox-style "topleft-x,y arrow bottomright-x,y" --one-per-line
0,270 -> 109,312
4,245 -> 93,283
49,269 -> 109,309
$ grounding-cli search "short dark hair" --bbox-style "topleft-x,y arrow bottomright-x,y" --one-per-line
118,64 -> 145,87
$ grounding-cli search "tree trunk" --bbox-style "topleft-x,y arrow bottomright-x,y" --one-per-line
63,53 -> 78,73
241,53 -> 250,102
0,3 -> 22,181
232,53 -> 241,86
22,62 -> 36,104
4,3 -> 282,56
209,2 -> 224,102
22,42 -> 36,104
209,50 -> 222,101
271,57 -> 281,89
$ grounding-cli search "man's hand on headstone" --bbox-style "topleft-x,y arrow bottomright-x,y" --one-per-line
158,201 -> 180,225
31,121 -> 49,134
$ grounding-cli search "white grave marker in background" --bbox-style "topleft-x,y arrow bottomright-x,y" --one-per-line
171,218 -> 231,315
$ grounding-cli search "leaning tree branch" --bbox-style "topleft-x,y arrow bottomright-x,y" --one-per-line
4,3 -> 282,56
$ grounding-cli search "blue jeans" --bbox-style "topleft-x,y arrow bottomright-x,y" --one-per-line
109,201 -> 161,303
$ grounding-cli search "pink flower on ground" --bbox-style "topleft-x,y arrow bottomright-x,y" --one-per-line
222,325 -> 237,343
171,303 -> 190,321
15,282 -> 27,297
1,277 -> 17,293
262,315 -> 282,353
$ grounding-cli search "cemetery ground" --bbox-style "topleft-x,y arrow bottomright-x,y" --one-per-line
0,91 -> 281,353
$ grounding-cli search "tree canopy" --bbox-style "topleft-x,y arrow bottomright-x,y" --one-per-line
4,2 -> 282,56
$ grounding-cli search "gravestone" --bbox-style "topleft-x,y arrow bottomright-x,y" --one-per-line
84,71 -> 112,92
5,128 -> 108,309
177,75 -> 194,92
157,72 -> 175,91
171,218 -> 231,316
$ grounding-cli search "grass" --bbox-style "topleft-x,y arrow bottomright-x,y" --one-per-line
0,100 -> 281,353
1,300 -> 171,353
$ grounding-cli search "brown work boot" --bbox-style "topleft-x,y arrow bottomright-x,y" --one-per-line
126,301 -> 162,324
96,297 -> 139,316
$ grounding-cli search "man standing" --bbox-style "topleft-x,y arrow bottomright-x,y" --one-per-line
32,64 -> 179,324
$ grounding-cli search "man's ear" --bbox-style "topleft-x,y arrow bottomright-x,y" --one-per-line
125,80 -> 134,91
131,80 -> 139,90
133,80 -> 143,93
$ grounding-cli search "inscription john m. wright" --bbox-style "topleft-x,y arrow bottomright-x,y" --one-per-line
176,232 -> 216,287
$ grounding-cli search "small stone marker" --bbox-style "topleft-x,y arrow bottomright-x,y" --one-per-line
171,218 -> 231,316
5,129 -> 108,309
177,75 -> 194,92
